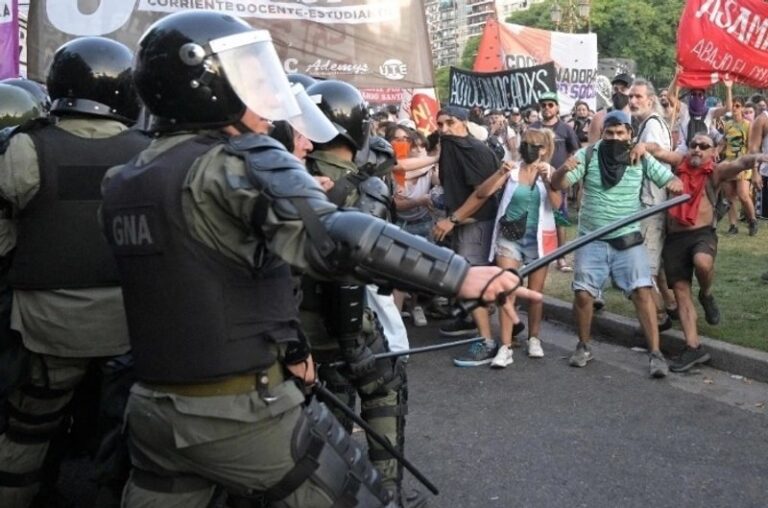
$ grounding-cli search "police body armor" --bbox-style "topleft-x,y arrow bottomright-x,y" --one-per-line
102,135 -> 299,383
7,124 -> 149,289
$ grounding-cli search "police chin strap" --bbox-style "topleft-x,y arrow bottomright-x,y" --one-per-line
454,193 -> 692,317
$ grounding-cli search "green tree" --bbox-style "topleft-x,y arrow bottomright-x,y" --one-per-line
506,0 -> 685,87
461,35 -> 481,69
434,66 -> 451,103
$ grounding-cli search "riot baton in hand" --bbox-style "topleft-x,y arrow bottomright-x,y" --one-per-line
455,193 -> 691,315
313,383 -> 439,496
325,336 -> 485,368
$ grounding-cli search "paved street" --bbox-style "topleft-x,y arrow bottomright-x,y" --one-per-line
59,313 -> 768,508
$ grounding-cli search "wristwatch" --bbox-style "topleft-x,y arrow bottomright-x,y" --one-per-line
448,214 -> 460,225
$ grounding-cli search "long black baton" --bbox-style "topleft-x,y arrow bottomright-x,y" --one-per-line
313,383 -> 440,496
456,193 -> 691,315
325,336 -> 484,368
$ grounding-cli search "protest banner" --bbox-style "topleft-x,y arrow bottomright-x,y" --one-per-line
448,62 -> 557,112
677,0 -> 768,89
26,0 -> 434,88
474,18 -> 598,112
409,92 -> 439,135
0,0 -> 19,79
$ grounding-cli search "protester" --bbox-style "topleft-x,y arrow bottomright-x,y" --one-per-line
632,135 -> 768,371
567,100 -> 592,148
486,109 -> 519,162
532,91 -> 580,272
667,76 -> 727,153
588,72 -> 633,143
550,111 -> 683,379
479,128 -> 560,366
721,95 -> 758,236
508,106 -> 525,137
431,106 -> 502,366
628,78 -> 679,330
101,12 -> 536,507
523,107 -> 540,129
0,37 -> 149,507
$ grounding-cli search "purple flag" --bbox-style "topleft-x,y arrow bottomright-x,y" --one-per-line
0,0 -> 20,79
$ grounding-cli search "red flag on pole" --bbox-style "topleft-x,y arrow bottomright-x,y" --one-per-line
473,17 -> 504,72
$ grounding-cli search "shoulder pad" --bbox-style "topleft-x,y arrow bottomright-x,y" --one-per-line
226,133 -> 288,153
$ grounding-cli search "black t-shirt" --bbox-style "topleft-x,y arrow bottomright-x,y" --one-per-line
531,119 -> 580,168
438,135 -> 499,221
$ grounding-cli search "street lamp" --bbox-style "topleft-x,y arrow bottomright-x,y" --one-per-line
550,0 -> 591,33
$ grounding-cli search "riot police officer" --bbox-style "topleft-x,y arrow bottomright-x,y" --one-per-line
100,11 -> 536,508
0,37 -> 148,507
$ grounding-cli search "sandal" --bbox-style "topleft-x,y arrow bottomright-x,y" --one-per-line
556,259 -> 573,273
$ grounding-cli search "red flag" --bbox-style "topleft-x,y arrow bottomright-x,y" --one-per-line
677,0 -> 768,88
410,93 -> 439,136
473,18 -> 504,72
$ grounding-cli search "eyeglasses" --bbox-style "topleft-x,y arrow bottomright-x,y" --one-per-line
540,102 -> 557,109
688,141 -> 712,150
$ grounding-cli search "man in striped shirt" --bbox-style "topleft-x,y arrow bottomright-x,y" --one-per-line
551,111 -> 683,379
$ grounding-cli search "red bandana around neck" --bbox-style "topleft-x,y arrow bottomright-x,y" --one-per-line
668,158 -> 715,226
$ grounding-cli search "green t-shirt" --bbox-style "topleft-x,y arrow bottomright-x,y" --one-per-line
565,141 -> 675,239
504,183 -> 540,231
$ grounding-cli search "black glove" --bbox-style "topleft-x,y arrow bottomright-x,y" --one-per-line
341,343 -> 376,379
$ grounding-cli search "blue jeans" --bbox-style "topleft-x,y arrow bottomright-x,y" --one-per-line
495,229 -> 538,264
572,240 -> 653,299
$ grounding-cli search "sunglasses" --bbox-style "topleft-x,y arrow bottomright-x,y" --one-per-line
688,141 -> 712,150
540,102 -> 558,109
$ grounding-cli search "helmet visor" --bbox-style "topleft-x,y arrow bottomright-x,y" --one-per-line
287,84 -> 337,143
212,31 -> 300,121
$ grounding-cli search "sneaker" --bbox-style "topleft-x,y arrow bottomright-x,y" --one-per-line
698,292 -> 720,325
649,350 -> 669,379
527,336 -> 544,358
490,344 -> 514,368
439,317 -> 479,337
726,224 -> 738,235
568,341 -> 593,368
453,340 -> 498,367
669,346 -> 711,373
748,220 -> 758,236
411,305 -> 428,327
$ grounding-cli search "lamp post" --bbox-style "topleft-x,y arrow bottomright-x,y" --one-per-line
550,0 -> 591,33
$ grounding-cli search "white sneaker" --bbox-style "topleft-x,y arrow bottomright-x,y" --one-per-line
490,345 -> 514,368
411,305 -> 428,327
527,337 -> 544,358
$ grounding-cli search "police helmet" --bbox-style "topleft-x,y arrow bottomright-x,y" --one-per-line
0,78 -> 51,113
306,80 -> 370,153
0,84 -> 44,129
287,73 -> 318,89
46,37 -> 140,124
134,11 -> 300,132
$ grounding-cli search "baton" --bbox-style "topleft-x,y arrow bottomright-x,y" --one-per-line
313,383 -> 439,496
456,193 -> 691,315
325,336 -> 485,368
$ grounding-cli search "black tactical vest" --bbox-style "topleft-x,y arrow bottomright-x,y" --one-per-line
8,125 -> 149,289
101,135 -> 299,383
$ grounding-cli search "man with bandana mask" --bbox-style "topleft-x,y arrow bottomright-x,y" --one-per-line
587,73 -> 633,144
670,83 -> 727,154
632,135 -> 768,371
550,111 -> 683,379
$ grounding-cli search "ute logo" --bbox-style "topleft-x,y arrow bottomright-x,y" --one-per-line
380,59 -> 407,80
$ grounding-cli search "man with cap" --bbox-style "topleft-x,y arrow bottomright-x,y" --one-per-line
531,91 -> 581,271
588,72 -> 633,143
550,110 -> 684,379
508,107 -> 524,137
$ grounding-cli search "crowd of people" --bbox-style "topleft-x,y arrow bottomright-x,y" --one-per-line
0,10 -> 766,508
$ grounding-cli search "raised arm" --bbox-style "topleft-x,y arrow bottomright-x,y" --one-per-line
632,141 -> 684,167
714,153 -> 768,185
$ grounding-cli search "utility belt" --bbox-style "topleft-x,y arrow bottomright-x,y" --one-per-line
138,362 -> 284,397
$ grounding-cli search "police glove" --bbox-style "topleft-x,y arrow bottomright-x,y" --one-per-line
341,344 -> 377,379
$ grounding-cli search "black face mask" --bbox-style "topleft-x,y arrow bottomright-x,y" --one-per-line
519,141 -> 541,164
597,138 -> 632,188
612,92 -> 629,110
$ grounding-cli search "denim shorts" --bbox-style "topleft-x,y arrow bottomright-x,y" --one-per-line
572,239 -> 653,299
495,229 -> 539,264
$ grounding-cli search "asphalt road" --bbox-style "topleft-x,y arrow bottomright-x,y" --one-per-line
59,314 -> 768,508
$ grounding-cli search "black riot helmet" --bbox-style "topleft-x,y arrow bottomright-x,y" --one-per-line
0,84 -> 44,129
133,11 -> 301,132
287,73 -> 318,89
46,37 -> 140,124
306,80 -> 370,153
1,78 -> 51,114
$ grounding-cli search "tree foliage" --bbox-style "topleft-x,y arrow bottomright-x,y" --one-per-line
506,0 -> 685,86
434,66 -> 451,102
461,35 -> 481,69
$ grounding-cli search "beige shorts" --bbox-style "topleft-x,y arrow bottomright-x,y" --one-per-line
640,214 -> 665,276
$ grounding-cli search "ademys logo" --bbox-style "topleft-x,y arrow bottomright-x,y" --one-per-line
380,59 -> 407,80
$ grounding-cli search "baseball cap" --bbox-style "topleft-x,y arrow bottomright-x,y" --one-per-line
604,110 -> 632,128
611,73 -> 633,87
437,105 -> 469,121
538,91 -> 559,104
510,107 -> 521,114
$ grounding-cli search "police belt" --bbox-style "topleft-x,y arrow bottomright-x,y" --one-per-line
139,362 -> 284,397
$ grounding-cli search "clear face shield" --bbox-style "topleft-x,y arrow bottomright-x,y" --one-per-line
288,83 -> 337,143
211,30 -> 300,122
